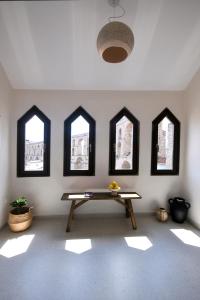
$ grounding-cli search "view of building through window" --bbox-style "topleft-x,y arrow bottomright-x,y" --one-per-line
70,115 -> 89,170
25,115 -> 44,171
115,116 -> 133,170
157,117 -> 174,170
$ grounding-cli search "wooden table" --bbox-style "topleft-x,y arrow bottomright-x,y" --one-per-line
61,191 -> 142,232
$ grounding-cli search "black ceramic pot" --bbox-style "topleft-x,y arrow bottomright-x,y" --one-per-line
168,197 -> 191,223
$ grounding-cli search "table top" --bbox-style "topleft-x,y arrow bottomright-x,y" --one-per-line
61,191 -> 142,201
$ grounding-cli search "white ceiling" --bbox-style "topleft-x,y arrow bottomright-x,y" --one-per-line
0,0 -> 200,90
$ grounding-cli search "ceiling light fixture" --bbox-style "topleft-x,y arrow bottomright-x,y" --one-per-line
97,0 -> 134,63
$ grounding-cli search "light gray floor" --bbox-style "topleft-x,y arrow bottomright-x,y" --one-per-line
0,214 -> 200,300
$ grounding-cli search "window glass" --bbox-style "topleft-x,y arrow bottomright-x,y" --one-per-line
115,116 -> 133,170
157,117 -> 174,170
25,115 -> 44,171
70,116 -> 89,170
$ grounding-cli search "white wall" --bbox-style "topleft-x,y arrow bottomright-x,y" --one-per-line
0,64 -> 11,228
182,69 -> 200,228
11,90 -> 185,216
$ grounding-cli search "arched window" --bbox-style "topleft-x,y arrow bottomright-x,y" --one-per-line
17,105 -> 50,177
64,106 -> 95,176
151,108 -> 180,175
109,107 -> 139,175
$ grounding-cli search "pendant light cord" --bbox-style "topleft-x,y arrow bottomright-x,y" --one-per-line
108,4 -> 125,22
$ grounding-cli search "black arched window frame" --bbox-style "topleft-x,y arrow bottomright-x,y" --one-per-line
109,107 -> 139,175
17,105 -> 51,177
64,106 -> 96,176
151,108 -> 180,175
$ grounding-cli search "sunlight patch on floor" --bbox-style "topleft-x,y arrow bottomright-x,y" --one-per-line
170,229 -> 200,247
65,239 -> 92,254
0,234 -> 35,258
124,236 -> 153,251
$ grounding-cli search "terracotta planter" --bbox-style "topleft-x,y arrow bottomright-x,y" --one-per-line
156,208 -> 168,222
8,208 -> 33,232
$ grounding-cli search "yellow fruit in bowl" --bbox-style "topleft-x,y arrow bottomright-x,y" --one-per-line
108,181 -> 120,190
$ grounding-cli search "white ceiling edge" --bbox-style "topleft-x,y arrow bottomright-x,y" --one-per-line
1,0 -> 200,91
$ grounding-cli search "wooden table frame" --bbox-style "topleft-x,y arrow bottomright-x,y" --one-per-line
61,192 -> 141,232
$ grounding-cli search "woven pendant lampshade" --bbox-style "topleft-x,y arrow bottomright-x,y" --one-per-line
97,21 -> 134,63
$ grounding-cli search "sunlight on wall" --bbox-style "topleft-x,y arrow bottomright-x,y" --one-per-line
170,229 -> 200,247
65,239 -> 92,254
124,236 -> 153,251
0,235 -> 35,258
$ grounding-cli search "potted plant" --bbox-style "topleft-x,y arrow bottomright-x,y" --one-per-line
8,197 -> 33,232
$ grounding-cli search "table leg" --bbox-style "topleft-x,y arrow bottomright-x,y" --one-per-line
127,199 -> 137,230
66,200 -> 76,232
125,199 -> 130,218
